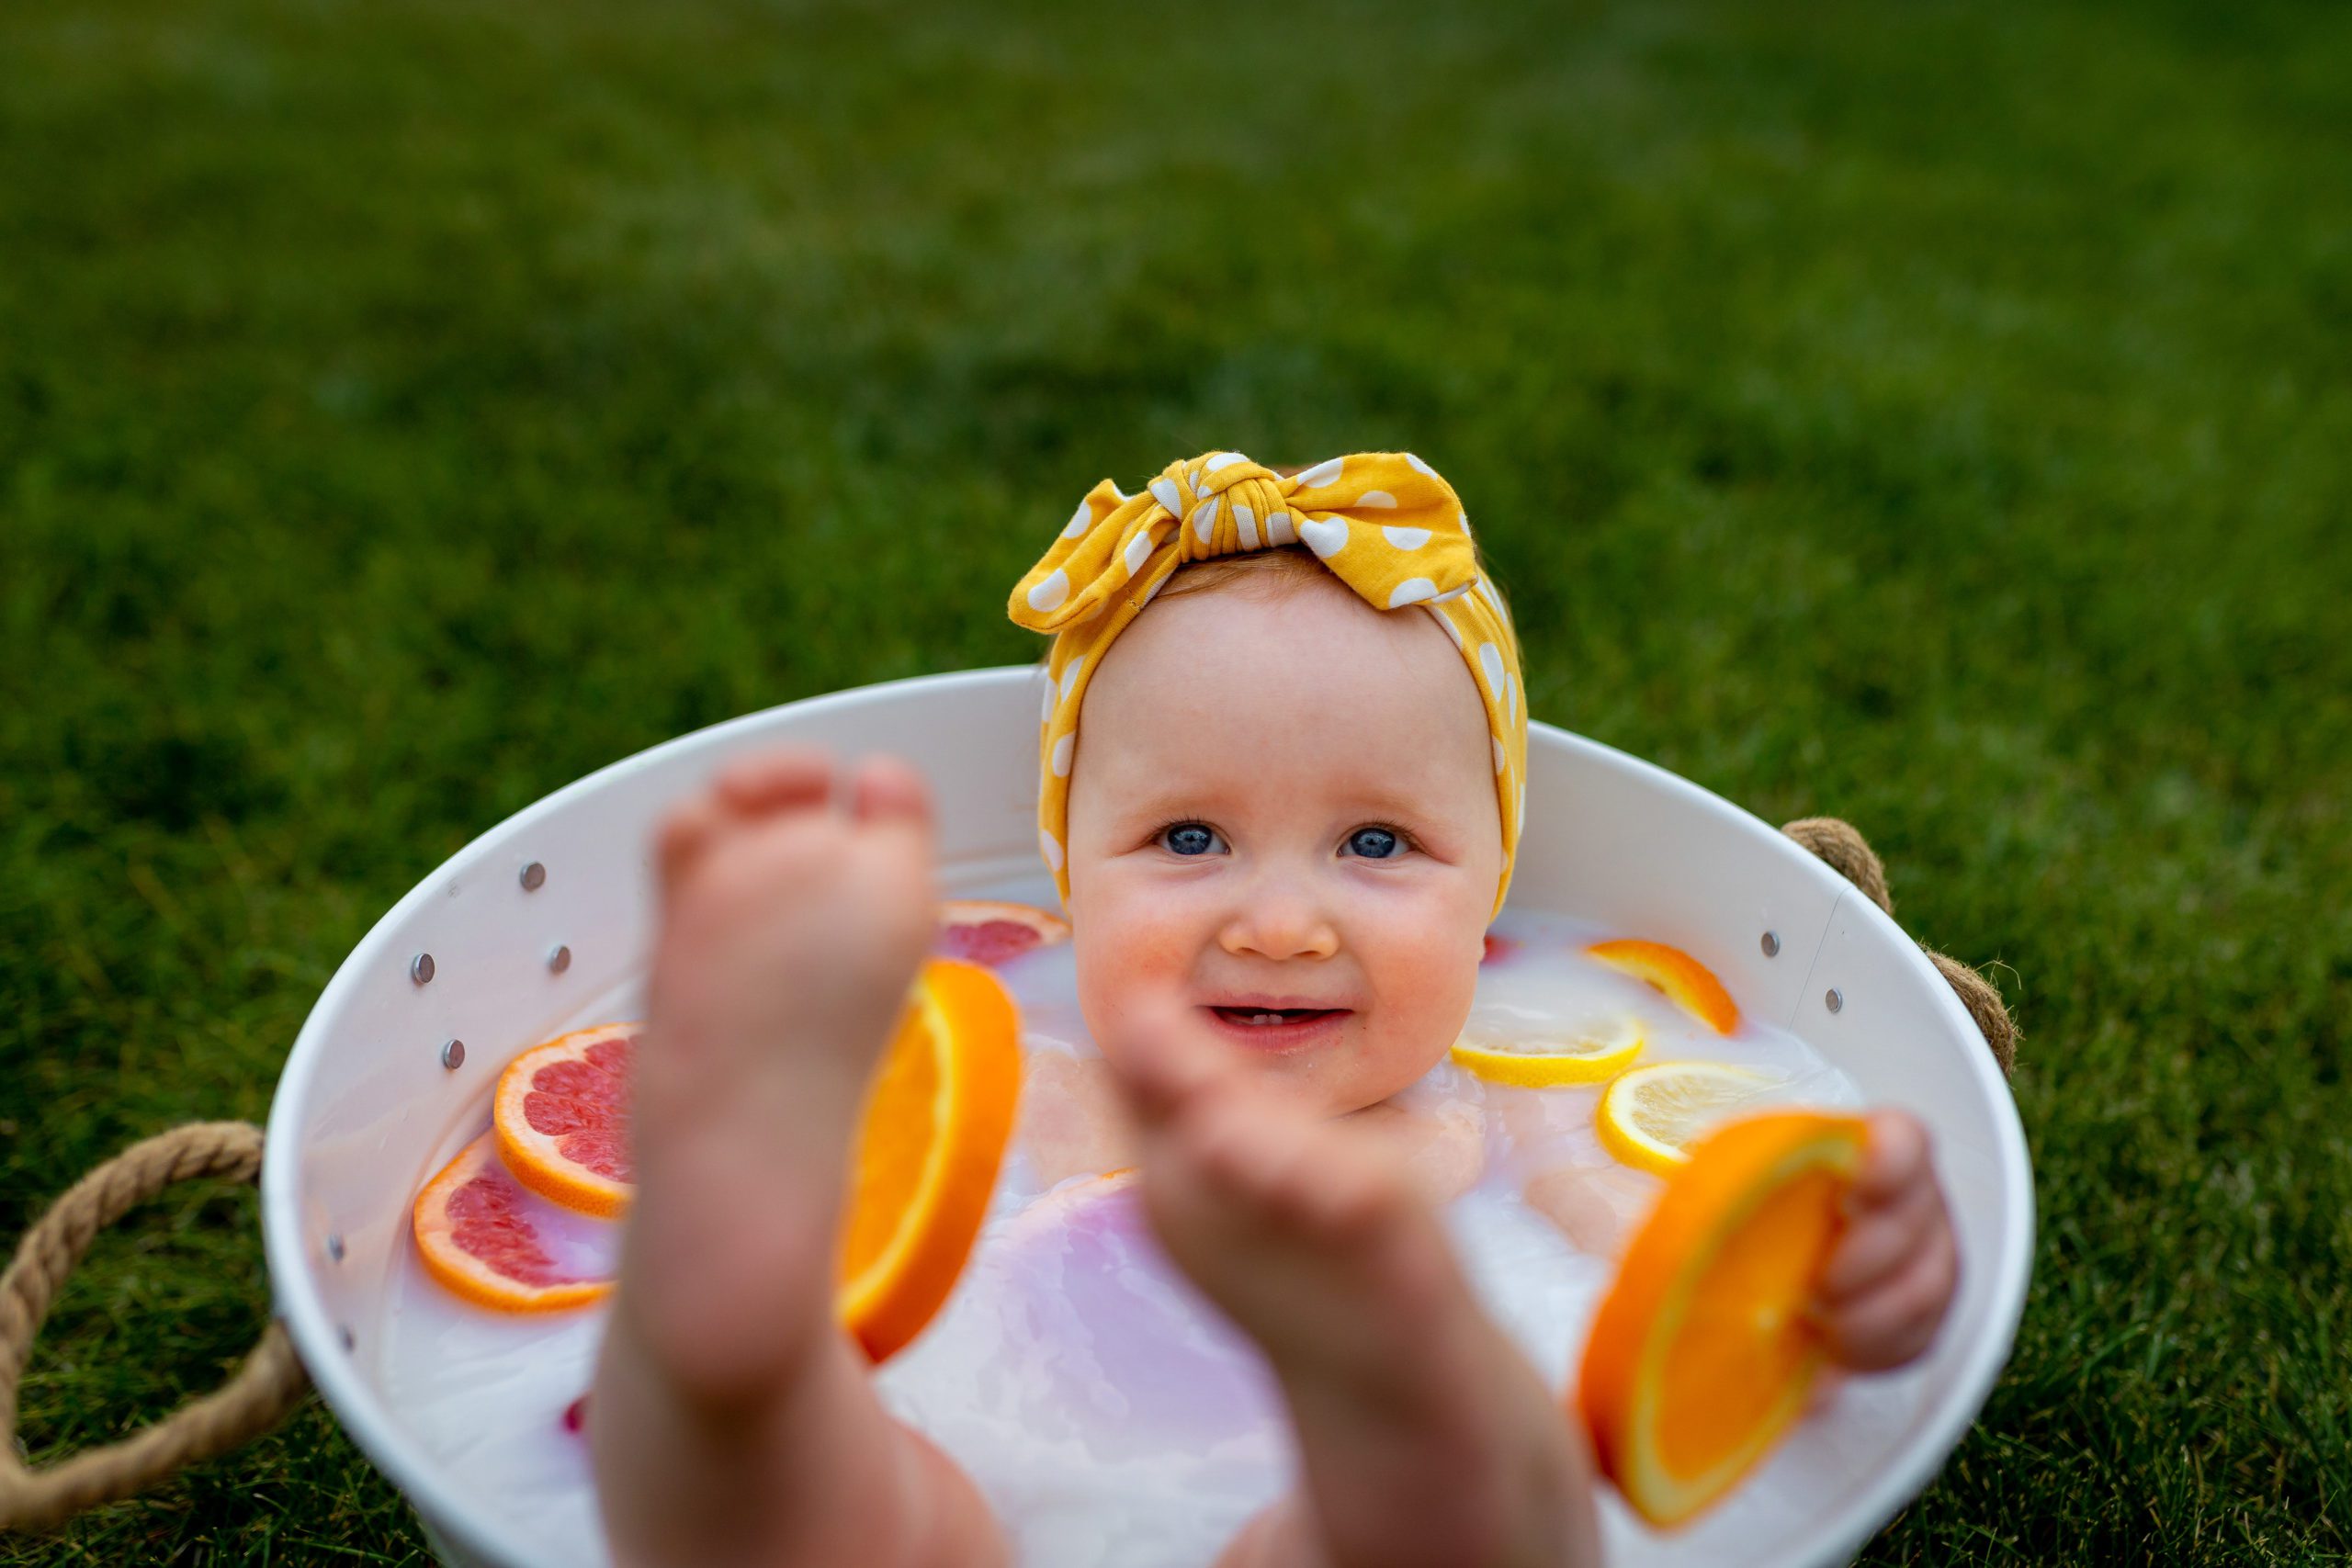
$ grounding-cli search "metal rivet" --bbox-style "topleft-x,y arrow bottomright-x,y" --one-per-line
441,1037 -> 467,1070
410,953 -> 435,986
1826,987 -> 1845,1013
1760,931 -> 1781,958
326,1233 -> 345,1262
520,862 -> 547,892
339,1325 -> 356,1351
547,944 -> 571,975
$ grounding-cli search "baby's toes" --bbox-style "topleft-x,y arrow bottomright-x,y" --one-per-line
654,796 -> 727,904
850,754 -> 933,831
712,748 -> 837,818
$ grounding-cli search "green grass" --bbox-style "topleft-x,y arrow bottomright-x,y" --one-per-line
4,0 -> 2347,1561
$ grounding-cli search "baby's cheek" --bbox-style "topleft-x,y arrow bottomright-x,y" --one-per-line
1072,886 -> 1201,1031
1370,908 -> 1483,1021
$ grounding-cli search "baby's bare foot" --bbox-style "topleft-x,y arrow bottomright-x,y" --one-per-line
1116,1012 -> 1603,1568
594,750 -> 1003,1568
622,750 -> 936,1393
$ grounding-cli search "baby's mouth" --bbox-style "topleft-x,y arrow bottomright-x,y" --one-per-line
1202,1004 -> 1351,1049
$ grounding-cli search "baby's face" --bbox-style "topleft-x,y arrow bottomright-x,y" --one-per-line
1064,576 -> 1503,1117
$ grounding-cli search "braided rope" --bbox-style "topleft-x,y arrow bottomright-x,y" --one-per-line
0,1122 -> 311,1533
1781,817 -> 2018,1076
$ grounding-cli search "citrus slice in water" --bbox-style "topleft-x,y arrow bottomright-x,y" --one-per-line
412,1133 -> 615,1313
494,1022 -> 637,1218
1599,1061 -> 1780,1174
1589,939 -> 1741,1035
1577,1110 -> 1866,1527
839,957 -> 1023,1363
936,898 -> 1070,967
1451,1014 -> 1644,1088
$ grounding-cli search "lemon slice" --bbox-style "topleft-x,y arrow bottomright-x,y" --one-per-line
1598,1062 -> 1781,1174
1451,1014 -> 1644,1088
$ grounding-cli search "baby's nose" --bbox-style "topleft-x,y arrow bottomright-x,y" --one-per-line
1216,888 -> 1340,962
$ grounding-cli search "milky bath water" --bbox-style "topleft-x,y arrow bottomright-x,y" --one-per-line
374,892 -> 1932,1568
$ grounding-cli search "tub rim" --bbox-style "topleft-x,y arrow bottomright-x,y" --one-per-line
261,663 -> 2034,1568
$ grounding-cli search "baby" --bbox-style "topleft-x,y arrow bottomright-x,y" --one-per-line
590,453 -> 1962,1568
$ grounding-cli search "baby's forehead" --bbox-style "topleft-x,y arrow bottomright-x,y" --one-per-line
1084,576 -> 1487,750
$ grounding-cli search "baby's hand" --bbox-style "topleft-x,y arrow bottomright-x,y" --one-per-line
1812,1110 -> 1960,1372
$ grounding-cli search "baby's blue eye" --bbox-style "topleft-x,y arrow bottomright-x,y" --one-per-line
1161,822 -> 1224,857
1345,826 -> 1403,860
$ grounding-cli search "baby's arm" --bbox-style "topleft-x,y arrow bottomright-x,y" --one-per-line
1523,1162 -> 1660,1257
1496,1088 -> 1663,1258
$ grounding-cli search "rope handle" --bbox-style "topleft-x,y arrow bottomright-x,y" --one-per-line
1782,816 -> 2019,1076
0,1122 -> 311,1533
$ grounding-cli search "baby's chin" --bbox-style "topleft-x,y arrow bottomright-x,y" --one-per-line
1192,1014 -> 1451,1119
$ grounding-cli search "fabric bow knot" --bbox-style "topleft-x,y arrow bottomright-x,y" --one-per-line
1009,449 -> 1527,914
1016,451 -> 1486,626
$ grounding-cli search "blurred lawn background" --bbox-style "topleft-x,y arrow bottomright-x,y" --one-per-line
4,0 -> 2348,1562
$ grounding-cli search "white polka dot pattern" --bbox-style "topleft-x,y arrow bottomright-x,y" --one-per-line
1008,449 -> 1528,914
1386,577 -> 1438,607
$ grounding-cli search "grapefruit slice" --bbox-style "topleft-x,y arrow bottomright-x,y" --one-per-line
413,1134 -> 615,1313
1589,939 -> 1741,1035
1452,1013 -> 1644,1088
494,1022 -> 638,1218
1599,1062 -> 1780,1174
936,899 -> 1070,967
1578,1110 -> 1867,1527
1482,932 -> 1520,965
838,957 -> 1023,1363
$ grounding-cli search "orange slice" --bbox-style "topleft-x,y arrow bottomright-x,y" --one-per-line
413,1134 -> 616,1313
838,957 -> 1023,1363
937,898 -> 1070,967
1578,1110 -> 1867,1527
1589,939 -> 1741,1034
494,1022 -> 638,1218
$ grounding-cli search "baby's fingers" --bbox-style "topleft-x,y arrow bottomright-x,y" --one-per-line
1819,1220 -> 1960,1372
1850,1108 -> 1932,1203
1816,1162 -> 1944,1303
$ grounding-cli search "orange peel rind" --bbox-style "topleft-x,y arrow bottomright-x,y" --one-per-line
1578,1109 -> 1868,1527
1589,939 -> 1741,1035
838,958 -> 1024,1363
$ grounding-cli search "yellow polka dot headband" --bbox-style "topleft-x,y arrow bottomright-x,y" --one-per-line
1007,451 -> 1528,916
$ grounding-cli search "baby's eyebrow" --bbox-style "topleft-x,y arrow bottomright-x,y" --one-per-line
1324,779 -> 1458,822
1100,779 -> 1245,822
